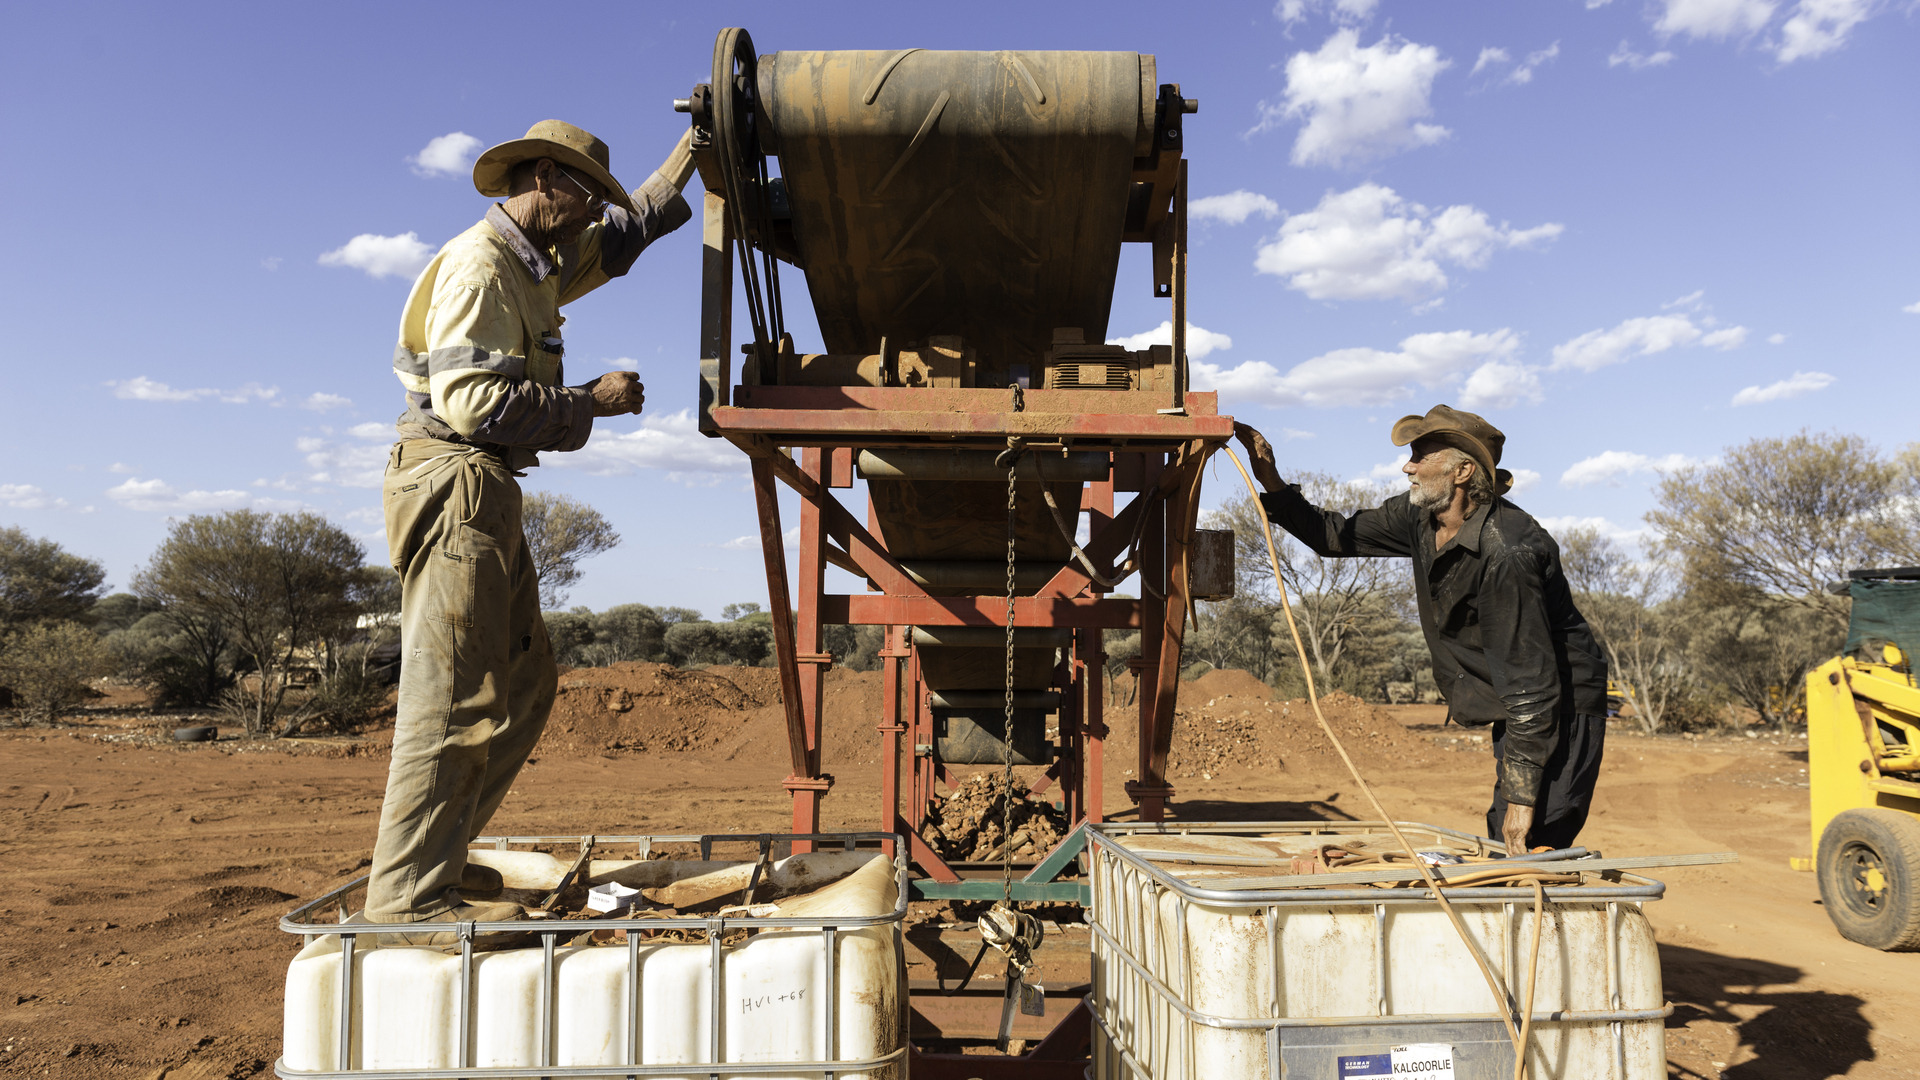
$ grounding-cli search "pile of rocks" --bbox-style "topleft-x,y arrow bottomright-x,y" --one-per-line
919,772 -> 1067,863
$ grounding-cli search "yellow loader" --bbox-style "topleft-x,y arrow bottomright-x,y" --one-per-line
1804,567 -> 1920,950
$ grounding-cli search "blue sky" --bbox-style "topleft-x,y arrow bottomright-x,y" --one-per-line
2,0 -> 1915,614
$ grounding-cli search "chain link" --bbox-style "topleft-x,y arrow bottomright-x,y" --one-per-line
1002,448 -> 1018,904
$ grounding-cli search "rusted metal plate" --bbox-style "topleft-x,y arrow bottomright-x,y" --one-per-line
732,386 -> 1219,415
867,477 -> 1080,563
826,594 -> 1140,628
762,49 -> 1152,380
712,404 -> 1232,442
1190,526 -> 1236,601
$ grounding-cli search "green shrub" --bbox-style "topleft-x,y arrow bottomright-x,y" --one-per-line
0,620 -> 109,724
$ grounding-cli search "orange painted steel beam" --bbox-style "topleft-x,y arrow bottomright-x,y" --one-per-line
823,594 -> 1140,629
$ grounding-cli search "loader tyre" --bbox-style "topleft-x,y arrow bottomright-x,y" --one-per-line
1816,808 -> 1920,950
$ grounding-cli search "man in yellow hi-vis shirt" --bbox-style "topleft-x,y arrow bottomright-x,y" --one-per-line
366,120 -> 692,943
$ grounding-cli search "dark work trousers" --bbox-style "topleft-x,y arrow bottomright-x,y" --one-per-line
1485,713 -> 1607,851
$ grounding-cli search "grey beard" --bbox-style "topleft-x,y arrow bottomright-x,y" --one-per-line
1409,473 -> 1454,511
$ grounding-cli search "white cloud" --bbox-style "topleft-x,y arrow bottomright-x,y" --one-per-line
1255,183 -> 1562,302
1731,370 -> 1836,405
1767,332 -> 1787,344
1608,42 -> 1677,68
297,423 -> 394,487
1274,0 -> 1378,26
0,484 -> 67,510
1470,47 -> 1510,76
1106,321 -> 1234,360
1476,42 -> 1561,85
1506,468 -> 1543,494
1653,0 -> 1778,40
260,256 -> 282,271
1458,360 -> 1543,409
1193,328 -> 1519,409
1903,300 -> 1920,314
111,375 -> 200,402
1549,312 -> 1751,371
108,462 -> 135,474
1701,326 -> 1748,349
1256,30 -> 1452,168
607,357 -> 642,372
548,409 -> 748,485
1189,190 -> 1281,226
410,132 -> 483,177
1561,450 -> 1704,487
721,525 -> 798,551
319,232 -> 434,280
1537,514 -> 1643,542
106,477 -> 263,513
109,376 -> 280,404
302,392 -> 353,412
1776,0 -> 1878,61
1278,428 -> 1316,441
1365,459 -> 1407,481
1662,289 -> 1706,310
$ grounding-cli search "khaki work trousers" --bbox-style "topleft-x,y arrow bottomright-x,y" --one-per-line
365,439 -> 555,919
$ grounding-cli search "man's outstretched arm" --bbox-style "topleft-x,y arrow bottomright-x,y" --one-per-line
1233,422 -> 1413,559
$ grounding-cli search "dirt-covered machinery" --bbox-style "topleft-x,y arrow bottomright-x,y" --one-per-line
679,26 -> 1228,1069
1805,567 -> 1920,950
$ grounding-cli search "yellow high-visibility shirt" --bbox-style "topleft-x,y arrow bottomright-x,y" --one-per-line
391,171 -> 690,468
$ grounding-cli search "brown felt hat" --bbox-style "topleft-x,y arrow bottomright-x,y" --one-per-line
472,120 -> 636,215
1390,404 -> 1514,496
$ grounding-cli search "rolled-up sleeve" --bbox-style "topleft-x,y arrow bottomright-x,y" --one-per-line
423,282 -> 596,452
1260,486 -> 1416,559
557,171 -> 694,304
1481,549 -> 1562,805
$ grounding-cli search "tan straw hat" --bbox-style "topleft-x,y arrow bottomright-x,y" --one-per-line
1390,404 -> 1515,496
472,120 -> 636,215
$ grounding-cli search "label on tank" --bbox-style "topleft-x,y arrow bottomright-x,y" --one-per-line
1336,1043 -> 1455,1079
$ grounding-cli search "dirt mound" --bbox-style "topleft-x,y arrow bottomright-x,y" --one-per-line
919,772 -> 1066,863
192,885 -> 297,910
539,662 -> 890,767
1183,667 -> 1277,702
1103,676 -> 1440,782
535,660 -> 1431,785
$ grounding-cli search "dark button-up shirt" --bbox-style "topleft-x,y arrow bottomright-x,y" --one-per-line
1260,487 -> 1608,805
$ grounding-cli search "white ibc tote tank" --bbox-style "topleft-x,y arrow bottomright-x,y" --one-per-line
279,838 -> 906,1080
1085,823 -> 1670,1080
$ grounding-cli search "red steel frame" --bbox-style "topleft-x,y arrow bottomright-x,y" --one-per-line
694,132 -> 1219,1065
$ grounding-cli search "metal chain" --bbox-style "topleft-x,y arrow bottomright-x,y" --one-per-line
1002,447 -> 1018,904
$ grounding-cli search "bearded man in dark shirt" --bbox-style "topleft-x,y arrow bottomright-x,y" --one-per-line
1237,405 -> 1610,852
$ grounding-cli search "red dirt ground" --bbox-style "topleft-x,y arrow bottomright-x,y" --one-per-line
0,665 -> 1908,1079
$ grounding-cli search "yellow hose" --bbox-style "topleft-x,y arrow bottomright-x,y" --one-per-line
1221,448 -> 1537,1074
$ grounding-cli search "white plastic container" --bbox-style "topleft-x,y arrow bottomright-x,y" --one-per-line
1086,823 -> 1669,1080
280,836 -> 905,1079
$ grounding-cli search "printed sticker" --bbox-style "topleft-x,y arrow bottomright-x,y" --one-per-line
1336,1043 -> 1456,1079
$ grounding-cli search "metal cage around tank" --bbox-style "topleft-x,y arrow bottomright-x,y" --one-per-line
274,831 -> 910,1080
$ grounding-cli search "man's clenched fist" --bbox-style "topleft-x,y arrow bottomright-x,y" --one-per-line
584,371 -> 646,417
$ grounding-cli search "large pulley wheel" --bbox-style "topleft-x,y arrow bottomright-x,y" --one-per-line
704,26 -> 786,363
709,27 -> 766,219
1815,807 -> 1920,950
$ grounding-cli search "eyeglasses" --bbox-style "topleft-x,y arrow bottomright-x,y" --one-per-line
556,166 -> 608,220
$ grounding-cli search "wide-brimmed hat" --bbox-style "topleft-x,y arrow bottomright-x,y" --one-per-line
1390,404 -> 1514,496
472,120 -> 636,215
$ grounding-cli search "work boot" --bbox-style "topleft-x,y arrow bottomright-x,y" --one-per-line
368,900 -> 528,948
459,862 -> 505,899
